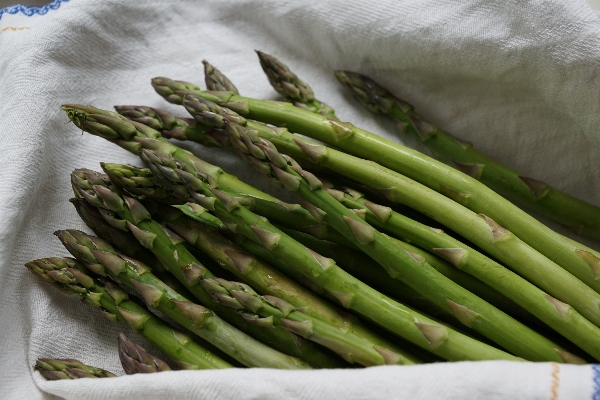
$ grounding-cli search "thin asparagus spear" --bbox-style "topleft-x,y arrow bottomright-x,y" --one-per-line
26,257 -> 233,370
118,332 -> 171,374
35,358 -> 116,380
256,51 -> 337,119
203,60 -> 239,94
68,171 -> 346,369
141,149 -> 522,362
151,202 -> 421,363
151,77 -> 600,297
336,70 -> 600,241
56,229 -> 311,370
178,94 -> 600,331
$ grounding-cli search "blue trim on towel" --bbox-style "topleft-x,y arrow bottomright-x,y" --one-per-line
0,0 -> 68,20
592,364 -> 600,400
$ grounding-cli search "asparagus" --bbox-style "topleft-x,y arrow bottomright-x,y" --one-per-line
151,202 -> 421,362
68,171 -> 346,368
118,332 -> 171,374
203,60 -> 239,94
63,104 -> 350,244
336,70 -> 600,241
179,94 -> 600,331
151,77 -> 600,297
56,228 -> 313,369
256,51 -> 337,119
35,358 -> 116,380
26,257 -> 233,370
141,149 -> 522,362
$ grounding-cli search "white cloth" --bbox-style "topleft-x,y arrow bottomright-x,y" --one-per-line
2,0 -> 600,398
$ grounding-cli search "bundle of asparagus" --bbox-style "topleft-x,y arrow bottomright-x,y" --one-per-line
28,51 -> 600,381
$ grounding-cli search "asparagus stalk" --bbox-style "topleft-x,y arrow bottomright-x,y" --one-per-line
151,77 -> 600,297
151,202 -> 420,362
35,358 -> 116,380
63,104 -> 350,244
179,94 -> 600,331
56,229 -> 312,369
118,332 -> 171,374
26,257 -> 233,370
255,51 -> 337,119
141,149 -> 522,362
335,70 -> 600,241
203,60 -> 239,94
68,171 -> 346,369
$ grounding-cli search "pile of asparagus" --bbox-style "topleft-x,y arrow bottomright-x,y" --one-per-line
28,51 -> 600,378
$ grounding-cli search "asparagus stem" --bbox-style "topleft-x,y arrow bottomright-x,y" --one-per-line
118,332 -> 171,374
35,358 -> 116,380
178,94 -> 600,331
141,149 -> 522,362
255,51 -> 337,119
152,201 -> 422,363
336,70 -> 600,241
150,77 -> 600,297
68,171 -> 345,369
26,257 -> 233,370
56,228 -> 311,370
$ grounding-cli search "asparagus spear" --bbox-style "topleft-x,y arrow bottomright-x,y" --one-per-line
63,104 -> 349,244
150,202 -> 421,362
179,94 -> 600,331
203,60 -> 239,94
335,70 -> 600,241
118,332 -> 171,374
56,229 -> 312,369
141,148 -> 522,362
26,257 -> 233,370
35,358 -> 116,380
68,171 -> 346,369
151,77 -> 600,297
255,51 -> 337,119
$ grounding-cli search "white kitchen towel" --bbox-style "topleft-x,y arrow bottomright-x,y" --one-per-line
2,0 -> 600,399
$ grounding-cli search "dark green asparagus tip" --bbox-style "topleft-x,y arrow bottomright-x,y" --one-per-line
203,60 -> 239,94
256,50 -> 315,104
182,94 -> 247,129
118,332 -> 171,374
35,358 -> 116,380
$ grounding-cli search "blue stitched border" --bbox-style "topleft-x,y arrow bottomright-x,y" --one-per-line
592,364 -> 600,400
0,0 -> 68,20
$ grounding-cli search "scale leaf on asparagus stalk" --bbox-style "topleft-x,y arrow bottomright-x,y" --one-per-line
26,257 -> 233,370
139,148 -> 525,362
150,76 -> 600,297
335,70 -> 600,242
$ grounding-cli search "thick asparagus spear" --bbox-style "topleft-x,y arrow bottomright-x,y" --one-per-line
35,358 -> 116,380
151,77 -> 600,297
141,149 -> 521,362
26,257 -> 233,370
150,202 -> 421,362
118,332 -> 171,374
56,229 -> 312,370
335,70 -> 600,241
179,94 -> 600,331
68,171 -> 345,369
256,51 -> 337,119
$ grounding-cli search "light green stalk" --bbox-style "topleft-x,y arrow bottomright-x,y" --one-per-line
35,358 -> 116,380
336,70 -> 600,241
154,201 -> 422,363
26,257 -> 233,370
56,229 -> 311,370
150,77 -> 600,297
255,51 -> 337,119
141,148 -> 522,362
178,94 -> 600,331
